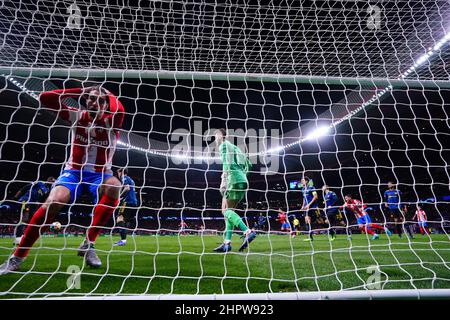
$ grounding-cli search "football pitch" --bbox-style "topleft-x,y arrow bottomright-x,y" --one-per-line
0,234 -> 449,298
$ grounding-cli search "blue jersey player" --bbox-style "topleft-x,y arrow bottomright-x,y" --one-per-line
322,185 -> 348,240
300,176 -> 328,241
114,168 -> 139,246
384,181 -> 413,238
11,177 -> 55,244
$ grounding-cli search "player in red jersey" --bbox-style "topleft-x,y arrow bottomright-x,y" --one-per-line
276,208 -> 290,233
342,195 -> 391,240
412,205 -> 429,235
0,85 -> 124,274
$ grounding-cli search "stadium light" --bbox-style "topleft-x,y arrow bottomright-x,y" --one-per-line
302,126 -> 330,142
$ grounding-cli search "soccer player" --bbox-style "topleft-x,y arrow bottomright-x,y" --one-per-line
179,220 -> 189,235
114,168 -> 139,246
213,129 -> 256,252
276,208 -> 290,234
412,205 -> 429,236
256,212 -> 266,231
384,181 -> 413,238
342,195 -> 391,240
0,85 -> 124,274
11,177 -> 55,244
322,185 -> 348,241
301,177 -> 327,241
292,215 -> 300,238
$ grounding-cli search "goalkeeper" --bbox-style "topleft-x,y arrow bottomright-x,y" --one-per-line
213,129 -> 256,252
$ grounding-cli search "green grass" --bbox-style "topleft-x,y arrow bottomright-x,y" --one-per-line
0,233 -> 449,298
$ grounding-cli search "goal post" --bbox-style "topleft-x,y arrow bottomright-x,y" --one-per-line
2,67 -> 450,89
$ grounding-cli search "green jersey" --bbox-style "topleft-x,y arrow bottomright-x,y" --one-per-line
219,140 -> 251,187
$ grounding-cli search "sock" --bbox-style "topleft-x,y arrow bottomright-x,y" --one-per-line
224,209 -> 249,233
87,194 -> 119,243
396,223 -> 403,236
370,224 -> 385,231
15,224 -> 26,238
325,222 -> 335,237
362,226 -> 375,235
116,221 -> 126,240
419,226 -> 424,235
14,206 -> 57,258
306,223 -> 314,239
224,219 -> 233,242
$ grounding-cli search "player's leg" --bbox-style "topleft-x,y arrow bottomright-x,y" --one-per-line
114,201 -> 127,246
303,212 -> 313,241
0,185 -> 71,274
13,201 -> 28,244
325,210 -> 336,240
79,174 -> 120,267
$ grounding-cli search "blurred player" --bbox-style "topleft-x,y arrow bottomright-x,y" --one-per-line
291,215 -> 300,238
213,129 -> 256,252
322,185 -> 348,241
256,212 -> 266,231
342,195 -> 391,240
301,177 -> 328,241
276,208 -> 290,234
0,85 -> 124,274
179,220 -> 189,235
412,205 -> 429,236
114,168 -> 139,246
384,181 -> 413,238
11,177 -> 55,244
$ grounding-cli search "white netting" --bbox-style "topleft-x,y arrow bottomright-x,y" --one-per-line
0,0 -> 449,299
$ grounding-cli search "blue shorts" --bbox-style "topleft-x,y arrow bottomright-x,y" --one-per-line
281,222 -> 290,229
418,221 -> 428,227
357,214 -> 372,225
55,170 -> 113,204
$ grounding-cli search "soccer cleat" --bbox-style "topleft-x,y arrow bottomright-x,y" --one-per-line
303,238 -> 313,242
78,240 -> 102,268
239,232 -> 257,251
347,236 -> 352,241
384,228 -> 392,236
85,246 -> 102,268
371,234 -> 380,240
77,240 -> 89,257
0,256 -> 23,275
329,235 -> 336,242
113,240 -> 127,246
213,243 -> 232,252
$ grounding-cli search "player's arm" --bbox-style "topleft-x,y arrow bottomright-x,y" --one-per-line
13,183 -> 32,200
383,191 -> 389,208
102,91 -> 125,130
411,212 -> 417,221
219,142 -> 232,175
305,191 -> 318,209
39,87 -> 92,122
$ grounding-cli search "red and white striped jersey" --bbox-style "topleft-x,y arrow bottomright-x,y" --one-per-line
415,209 -> 427,222
343,199 -> 367,218
40,88 -> 124,174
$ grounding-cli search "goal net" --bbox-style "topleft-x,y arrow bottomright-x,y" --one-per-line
0,0 -> 449,299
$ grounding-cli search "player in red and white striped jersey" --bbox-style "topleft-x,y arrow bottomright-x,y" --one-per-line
0,85 -> 125,274
412,205 -> 429,235
342,195 -> 391,240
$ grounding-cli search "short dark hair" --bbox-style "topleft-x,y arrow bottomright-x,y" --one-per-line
303,176 -> 310,182
215,128 -> 227,138
345,194 -> 352,198
118,168 -> 128,175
